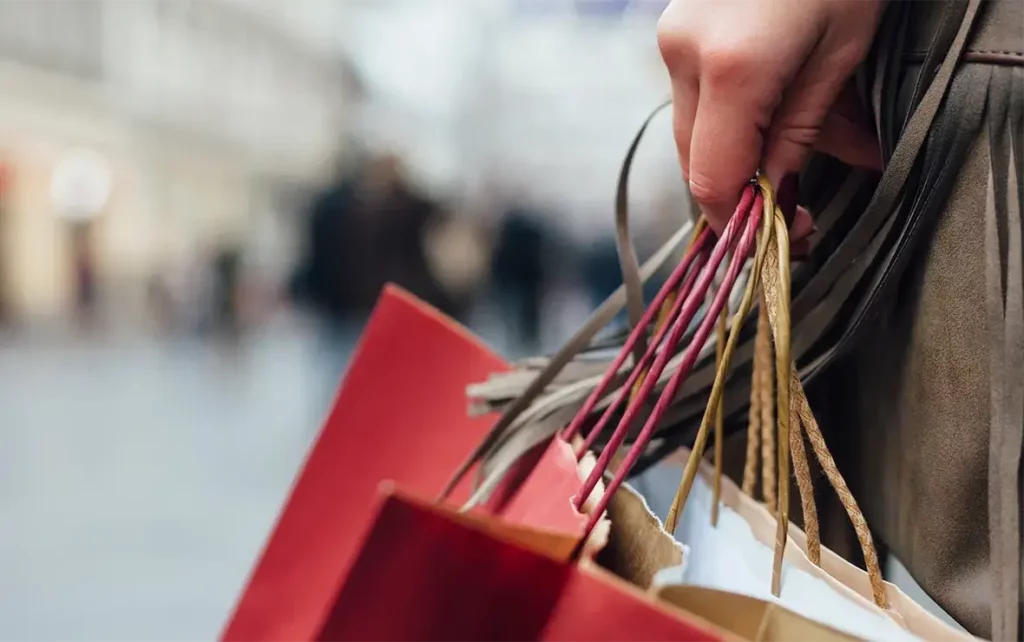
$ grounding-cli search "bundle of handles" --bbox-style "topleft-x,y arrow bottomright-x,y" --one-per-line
448,173 -> 892,614
569,175 -> 888,611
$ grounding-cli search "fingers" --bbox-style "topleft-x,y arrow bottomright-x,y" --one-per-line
791,207 -> 815,241
762,20 -> 879,183
687,79 -> 766,234
812,80 -> 882,170
814,109 -> 883,171
658,1 -> 816,235
775,173 -> 815,244
657,0 -> 884,240
669,76 -> 699,180
761,54 -> 850,187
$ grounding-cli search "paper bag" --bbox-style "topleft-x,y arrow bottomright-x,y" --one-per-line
223,287 -> 511,641
657,467 -> 917,642
657,586 -> 859,642
222,287 -> 613,641
322,485 -> 727,641
591,473 -> 861,642
655,454 -> 977,642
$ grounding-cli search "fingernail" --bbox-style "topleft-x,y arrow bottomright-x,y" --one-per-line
776,173 -> 799,228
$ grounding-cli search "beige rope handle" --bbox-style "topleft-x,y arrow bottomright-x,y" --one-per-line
743,296 -> 777,511
741,300 -> 765,497
754,240 -> 821,566
789,379 -> 821,566
758,298 -> 777,512
755,176 -> 889,610
666,176 -> 889,611
788,366 -> 889,610
757,177 -> 793,598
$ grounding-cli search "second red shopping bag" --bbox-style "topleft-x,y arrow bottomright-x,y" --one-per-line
319,485 -> 726,641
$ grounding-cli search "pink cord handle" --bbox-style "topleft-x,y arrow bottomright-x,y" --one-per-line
561,226 -> 713,442
574,193 -> 763,541
573,186 -> 758,512
563,188 -> 756,445
574,250 -> 707,458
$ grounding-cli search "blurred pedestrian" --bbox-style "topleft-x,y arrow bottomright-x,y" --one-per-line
291,152 -> 465,406
490,205 -> 550,353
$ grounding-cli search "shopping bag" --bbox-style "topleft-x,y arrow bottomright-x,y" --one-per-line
320,484 -> 727,641
657,586 -> 859,642
657,453 -> 977,642
598,466 -> 913,642
654,458 -> 922,642
221,286 -> 632,641
222,286 -> 525,641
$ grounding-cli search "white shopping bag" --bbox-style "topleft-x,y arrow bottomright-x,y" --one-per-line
652,469 -> 919,642
632,455 -> 978,642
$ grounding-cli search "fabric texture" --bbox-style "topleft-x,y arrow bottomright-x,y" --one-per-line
813,1 -> 1023,637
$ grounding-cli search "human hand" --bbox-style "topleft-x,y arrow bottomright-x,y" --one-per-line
657,0 -> 885,237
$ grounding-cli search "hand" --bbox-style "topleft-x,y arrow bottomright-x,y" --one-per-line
657,0 -> 885,236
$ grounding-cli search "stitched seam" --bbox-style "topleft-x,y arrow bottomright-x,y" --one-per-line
909,49 -> 1024,56
905,52 -> 1024,66
970,50 -> 1024,55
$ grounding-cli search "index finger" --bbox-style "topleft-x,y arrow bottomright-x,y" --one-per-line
688,89 -> 765,234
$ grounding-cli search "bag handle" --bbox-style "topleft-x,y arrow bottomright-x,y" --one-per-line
564,185 -> 767,550
663,176 -> 890,611
742,300 -> 777,512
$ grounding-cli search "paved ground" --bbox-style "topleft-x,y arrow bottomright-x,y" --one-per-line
0,319 -> 340,641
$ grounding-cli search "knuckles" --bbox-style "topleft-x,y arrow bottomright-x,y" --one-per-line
657,20 -> 763,92
771,123 -> 823,150
699,44 -> 763,89
686,171 -> 729,207
656,17 -> 696,68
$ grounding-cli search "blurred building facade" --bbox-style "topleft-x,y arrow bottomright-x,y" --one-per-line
0,0 -> 347,326
0,0 -> 687,333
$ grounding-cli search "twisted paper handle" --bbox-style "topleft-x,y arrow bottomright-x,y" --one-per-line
665,176 -> 890,611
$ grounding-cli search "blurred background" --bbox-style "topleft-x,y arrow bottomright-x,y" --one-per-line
0,0 -> 696,639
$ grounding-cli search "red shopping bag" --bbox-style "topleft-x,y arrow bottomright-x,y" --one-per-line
319,486 -> 725,641
222,287 -> 586,642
